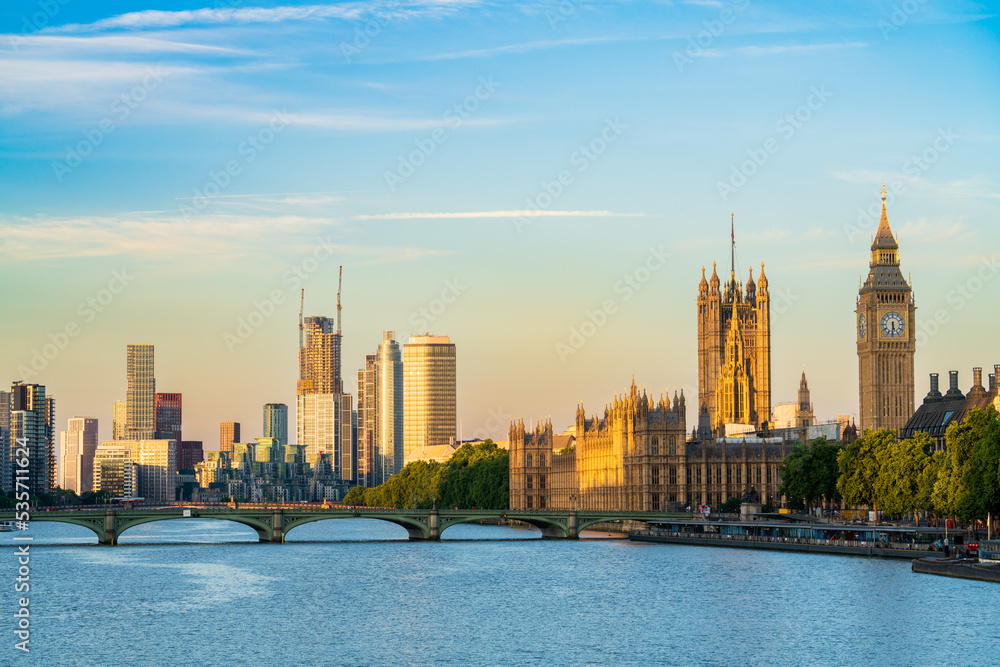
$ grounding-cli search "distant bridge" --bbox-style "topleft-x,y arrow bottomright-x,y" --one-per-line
0,507 -> 694,545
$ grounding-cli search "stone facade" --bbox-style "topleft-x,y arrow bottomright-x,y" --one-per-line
857,187 -> 916,434
697,232 -> 771,433
510,381 -> 792,512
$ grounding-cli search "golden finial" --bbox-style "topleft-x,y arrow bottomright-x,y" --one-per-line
881,183 -> 886,201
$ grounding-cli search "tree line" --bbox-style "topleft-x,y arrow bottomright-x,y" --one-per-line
779,406 -> 1000,525
343,440 -> 509,509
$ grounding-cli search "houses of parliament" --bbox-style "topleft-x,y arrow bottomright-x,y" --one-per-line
510,192 -> 920,512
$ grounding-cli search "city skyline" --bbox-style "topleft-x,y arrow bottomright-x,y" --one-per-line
1,1 -> 998,448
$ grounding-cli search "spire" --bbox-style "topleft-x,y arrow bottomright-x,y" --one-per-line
730,212 -> 735,282
872,183 -> 898,250
709,261 -> 719,289
699,266 -> 708,290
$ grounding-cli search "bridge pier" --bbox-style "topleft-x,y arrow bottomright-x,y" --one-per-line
567,511 -> 578,539
269,508 -> 284,543
101,509 -> 117,546
427,509 -> 439,541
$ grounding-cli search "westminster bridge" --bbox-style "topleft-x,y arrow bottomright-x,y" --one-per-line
1,506 -> 693,545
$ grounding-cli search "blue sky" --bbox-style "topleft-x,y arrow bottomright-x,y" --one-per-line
1,0 -> 998,446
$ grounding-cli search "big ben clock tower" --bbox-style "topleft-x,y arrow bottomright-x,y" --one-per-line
857,184 -> 915,434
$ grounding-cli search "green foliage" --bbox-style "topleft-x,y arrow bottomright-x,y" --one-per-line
875,433 -> 930,518
718,496 -> 742,513
957,414 -> 1000,521
347,440 -> 510,509
780,437 -> 843,510
834,408 -> 1000,523
837,429 -> 894,509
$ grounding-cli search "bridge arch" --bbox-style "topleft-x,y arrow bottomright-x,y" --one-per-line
115,515 -> 273,543
25,515 -> 106,543
281,513 -> 430,541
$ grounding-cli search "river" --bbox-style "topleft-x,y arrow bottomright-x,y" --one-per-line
2,519 -> 997,665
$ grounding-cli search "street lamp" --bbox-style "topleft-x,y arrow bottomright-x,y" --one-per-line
570,494 -> 577,511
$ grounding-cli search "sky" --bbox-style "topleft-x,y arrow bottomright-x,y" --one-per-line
1,0 -> 998,448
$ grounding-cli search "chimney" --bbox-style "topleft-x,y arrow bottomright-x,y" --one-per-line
945,370 -> 965,400
925,373 -> 942,403
995,364 -> 1000,388
973,367 -> 983,389
990,374 -> 997,392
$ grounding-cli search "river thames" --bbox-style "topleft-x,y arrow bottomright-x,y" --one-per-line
3,519 -> 998,665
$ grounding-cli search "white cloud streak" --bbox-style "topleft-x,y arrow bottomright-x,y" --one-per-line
354,210 -> 646,220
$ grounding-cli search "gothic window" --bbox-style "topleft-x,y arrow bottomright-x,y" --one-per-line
526,496 -> 533,509
526,475 -> 533,490
539,454 -> 546,468
651,437 -> 659,455
651,466 -> 660,485
715,466 -> 722,485
669,466 -> 677,485
696,467 -> 702,485
669,436 -> 676,456
727,466 -> 732,485
736,467 -> 742,485
539,496 -> 546,509
687,466 -> 692,484
526,454 -> 532,468
539,475 -> 546,490
651,493 -> 660,511
766,466 -> 772,485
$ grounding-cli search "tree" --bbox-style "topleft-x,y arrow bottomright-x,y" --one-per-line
957,413 -> 1000,522
837,429 -> 894,514
345,440 -> 510,510
875,432 -> 931,522
718,497 -> 742,514
780,437 -> 843,512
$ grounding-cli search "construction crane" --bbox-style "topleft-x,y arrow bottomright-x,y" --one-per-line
298,288 -> 304,349
336,265 -> 343,335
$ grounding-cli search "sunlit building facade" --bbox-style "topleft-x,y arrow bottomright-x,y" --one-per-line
126,344 -> 155,440
403,335 -> 456,464
59,417 -> 98,494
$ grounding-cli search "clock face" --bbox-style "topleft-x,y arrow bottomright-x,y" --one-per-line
858,314 -> 866,339
880,311 -> 904,338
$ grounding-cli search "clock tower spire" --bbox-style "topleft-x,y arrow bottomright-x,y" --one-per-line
856,184 -> 915,435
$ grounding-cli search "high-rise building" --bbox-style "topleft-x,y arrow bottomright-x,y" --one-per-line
220,421 -> 240,453
403,334 -> 456,464
0,392 -> 9,493
357,354 -> 376,485
263,403 -> 288,446
126,344 -> 155,440
857,185 -> 916,434
101,439 -> 177,502
59,417 -> 98,494
7,382 -> 55,495
93,445 -> 138,500
357,331 -> 402,485
179,441 -> 204,471
112,401 -> 126,440
298,316 -> 343,395
296,287 -> 354,481
154,393 -> 182,443
297,393 -> 353,480
697,218 -> 771,434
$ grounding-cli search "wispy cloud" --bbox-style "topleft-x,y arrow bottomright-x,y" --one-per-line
44,1 -> 479,34
4,34 -> 249,55
0,213 -> 440,263
353,210 -> 646,220
736,42 -> 867,56
421,36 -> 622,61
